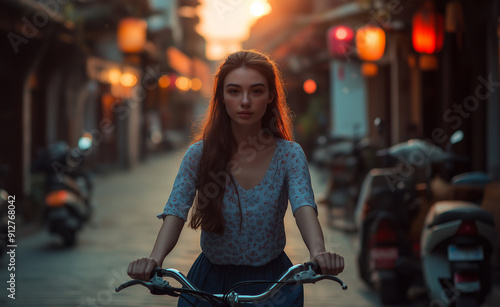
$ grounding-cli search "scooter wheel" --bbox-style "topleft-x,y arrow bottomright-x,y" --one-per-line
456,294 -> 478,307
380,276 -> 407,305
357,252 -> 372,287
62,231 -> 77,246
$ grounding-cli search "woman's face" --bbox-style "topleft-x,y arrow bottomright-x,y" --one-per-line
222,66 -> 272,130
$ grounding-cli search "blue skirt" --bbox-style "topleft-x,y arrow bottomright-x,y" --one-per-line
177,252 -> 304,306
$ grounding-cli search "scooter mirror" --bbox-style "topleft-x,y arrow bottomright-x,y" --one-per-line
450,130 -> 464,145
317,135 -> 328,146
374,117 -> 384,136
78,136 -> 92,151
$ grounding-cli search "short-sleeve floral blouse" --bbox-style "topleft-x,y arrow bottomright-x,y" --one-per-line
157,138 -> 317,266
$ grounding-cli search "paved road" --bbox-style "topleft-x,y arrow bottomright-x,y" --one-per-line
1,148 -> 497,306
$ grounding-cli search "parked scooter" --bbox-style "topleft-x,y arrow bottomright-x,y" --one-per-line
354,132 -> 465,304
355,167 -> 420,304
31,137 -> 93,246
420,137 -> 497,306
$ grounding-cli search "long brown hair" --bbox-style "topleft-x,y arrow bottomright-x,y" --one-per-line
189,50 -> 294,234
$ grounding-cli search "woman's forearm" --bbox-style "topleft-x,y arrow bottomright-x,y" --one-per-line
149,215 -> 185,267
294,205 -> 326,257
295,205 -> 345,275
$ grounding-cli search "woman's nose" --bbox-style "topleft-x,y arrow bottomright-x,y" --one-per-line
241,93 -> 250,106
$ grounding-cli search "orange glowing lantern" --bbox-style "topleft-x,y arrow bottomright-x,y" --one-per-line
158,75 -> 170,88
120,72 -> 137,87
361,63 -> 378,77
117,18 -> 147,53
303,79 -> 317,94
355,25 -> 386,62
412,1 -> 444,54
175,76 -> 191,91
190,78 -> 202,91
328,26 -> 355,58
419,54 -> 439,70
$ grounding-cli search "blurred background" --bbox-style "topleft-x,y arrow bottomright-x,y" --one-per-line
0,0 -> 500,306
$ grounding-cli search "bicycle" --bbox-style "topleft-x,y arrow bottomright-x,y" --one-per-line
115,262 -> 348,306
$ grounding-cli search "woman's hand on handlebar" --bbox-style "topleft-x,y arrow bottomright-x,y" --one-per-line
127,257 -> 159,281
311,252 -> 344,276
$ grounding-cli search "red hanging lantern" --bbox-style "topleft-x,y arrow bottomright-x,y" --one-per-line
328,26 -> 354,58
412,1 -> 444,54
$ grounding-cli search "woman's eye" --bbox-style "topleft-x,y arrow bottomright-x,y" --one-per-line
228,89 -> 239,94
252,89 -> 263,94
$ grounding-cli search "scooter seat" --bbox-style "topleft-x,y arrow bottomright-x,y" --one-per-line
426,201 -> 495,228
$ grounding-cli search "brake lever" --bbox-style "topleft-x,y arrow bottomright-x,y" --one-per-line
115,279 -> 152,292
286,266 -> 319,284
306,274 -> 348,290
286,263 -> 348,290
115,269 -> 178,296
149,273 -> 178,296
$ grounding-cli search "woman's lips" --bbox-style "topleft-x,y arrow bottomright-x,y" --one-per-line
238,112 -> 252,118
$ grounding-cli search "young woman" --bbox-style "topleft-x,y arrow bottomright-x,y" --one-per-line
128,50 -> 344,306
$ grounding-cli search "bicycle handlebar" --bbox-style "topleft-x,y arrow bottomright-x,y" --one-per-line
115,262 -> 347,306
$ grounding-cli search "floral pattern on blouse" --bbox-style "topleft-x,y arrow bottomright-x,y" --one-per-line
157,138 -> 317,266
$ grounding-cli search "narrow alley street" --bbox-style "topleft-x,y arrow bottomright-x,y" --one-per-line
1,1 -> 499,307
1,148 -> 497,306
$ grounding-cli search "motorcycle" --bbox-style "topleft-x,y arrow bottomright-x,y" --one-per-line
354,131 -> 466,304
31,137 -> 93,246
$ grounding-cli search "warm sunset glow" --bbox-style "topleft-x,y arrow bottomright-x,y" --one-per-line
206,40 -> 241,62
197,0 -> 272,60
250,1 -> 271,17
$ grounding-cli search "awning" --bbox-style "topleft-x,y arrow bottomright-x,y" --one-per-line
166,47 -> 192,77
